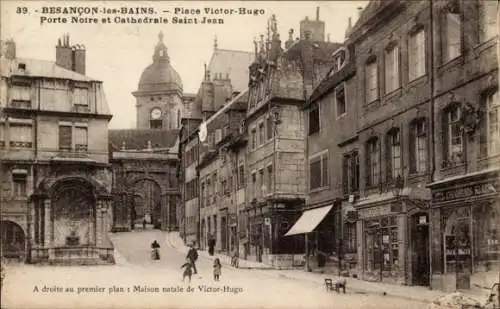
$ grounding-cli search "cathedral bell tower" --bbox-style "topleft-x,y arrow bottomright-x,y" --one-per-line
132,31 -> 184,130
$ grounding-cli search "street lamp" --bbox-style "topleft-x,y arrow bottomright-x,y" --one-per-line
392,175 -> 404,198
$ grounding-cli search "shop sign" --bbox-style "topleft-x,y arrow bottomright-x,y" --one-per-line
358,204 -> 391,219
433,183 -> 498,203
444,235 -> 456,263
345,210 -> 358,223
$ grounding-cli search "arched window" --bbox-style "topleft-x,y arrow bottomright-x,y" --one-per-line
386,128 -> 401,182
442,103 -> 463,167
409,118 -> 428,173
365,137 -> 380,187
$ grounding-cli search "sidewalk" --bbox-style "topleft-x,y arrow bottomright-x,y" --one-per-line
165,232 -> 272,269
165,232 -> 491,304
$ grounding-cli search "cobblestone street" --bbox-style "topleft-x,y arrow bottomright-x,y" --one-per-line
2,230 -> 426,309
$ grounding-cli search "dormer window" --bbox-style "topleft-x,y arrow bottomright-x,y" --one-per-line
330,48 -> 347,75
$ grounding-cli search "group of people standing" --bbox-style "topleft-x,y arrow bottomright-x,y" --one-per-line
180,243 -> 222,284
150,239 -> 227,284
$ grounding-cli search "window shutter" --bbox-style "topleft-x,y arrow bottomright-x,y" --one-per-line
342,155 -> 349,195
365,143 -> 371,186
479,106 -> 488,157
385,134 -> 392,182
409,123 -> 416,172
441,111 -> 449,166
322,155 -> 328,187
353,151 -> 360,192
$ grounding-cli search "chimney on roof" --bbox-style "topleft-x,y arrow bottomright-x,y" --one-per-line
300,8 -> 325,41
55,33 -> 86,75
285,29 -> 294,49
2,39 -> 16,60
357,6 -> 363,18
345,17 -> 353,39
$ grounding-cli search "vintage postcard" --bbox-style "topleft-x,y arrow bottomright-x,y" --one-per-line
1,1 -> 499,309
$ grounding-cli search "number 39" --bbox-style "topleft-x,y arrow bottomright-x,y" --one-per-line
16,7 -> 28,14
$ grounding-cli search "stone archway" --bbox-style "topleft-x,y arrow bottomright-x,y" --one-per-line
29,175 -> 113,264
0,220 -> 25,260
51,178 -> 96,247
130,178 -> 162,230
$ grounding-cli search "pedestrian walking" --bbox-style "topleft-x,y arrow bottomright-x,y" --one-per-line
181,258 -> 194,284
151,240 -> 160,260
186,243 -> 199,276
231,250 -> 239,268
213,258 -> 222,281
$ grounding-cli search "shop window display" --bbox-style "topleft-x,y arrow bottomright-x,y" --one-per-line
364,216 -> 399,280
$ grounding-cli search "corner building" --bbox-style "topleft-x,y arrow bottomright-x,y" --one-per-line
0,36 -> 114,264
245,13 -> 340,266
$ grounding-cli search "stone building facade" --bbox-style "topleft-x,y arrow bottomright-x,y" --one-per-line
303,0 -> 498,290
178,41 -> 253,246
108,130 -> 179,232
426,0 -> 499,292
0,36 -> 114,264
109,32 -> 187,232
244,13 -> 340,266
302,41 -> 358,274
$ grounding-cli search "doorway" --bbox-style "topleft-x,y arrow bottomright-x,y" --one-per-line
411,213 -> 430,286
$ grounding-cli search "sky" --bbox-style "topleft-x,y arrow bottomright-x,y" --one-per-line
2,1 -> 368,129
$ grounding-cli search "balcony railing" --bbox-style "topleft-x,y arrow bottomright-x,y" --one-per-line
9,141 -> 32,148
10,100 -> 32,109
57,146 -> 89,158
72,105 -> 91,113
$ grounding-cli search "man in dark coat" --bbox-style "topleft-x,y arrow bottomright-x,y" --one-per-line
208,236 -> 215,256
186,244 -> 199,275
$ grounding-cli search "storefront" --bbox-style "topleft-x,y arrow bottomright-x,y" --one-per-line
429,169 -> 499,292
355,188 -> 431,286
247,199 -> 304,266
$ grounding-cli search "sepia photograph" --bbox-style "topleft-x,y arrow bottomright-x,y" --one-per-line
0,1 -> 499,309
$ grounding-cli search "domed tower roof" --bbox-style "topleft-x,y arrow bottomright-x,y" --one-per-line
137,31 -> 182,94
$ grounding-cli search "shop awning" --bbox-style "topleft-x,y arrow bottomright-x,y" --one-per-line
284,205 -> 333,236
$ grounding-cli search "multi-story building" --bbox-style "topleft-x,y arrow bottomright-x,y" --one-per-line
109,32 -> 184,232
198,91 -> 248,254
426,0 -> 498,292
178,41 -> 253,246
0,35 -> 114,264
245,12 -> 340,266
302,33 -> 357,274
304,0 -> 498,290
345,0 -> 436,286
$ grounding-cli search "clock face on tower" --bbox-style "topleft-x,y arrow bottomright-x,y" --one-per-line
150,108 -> 162,119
